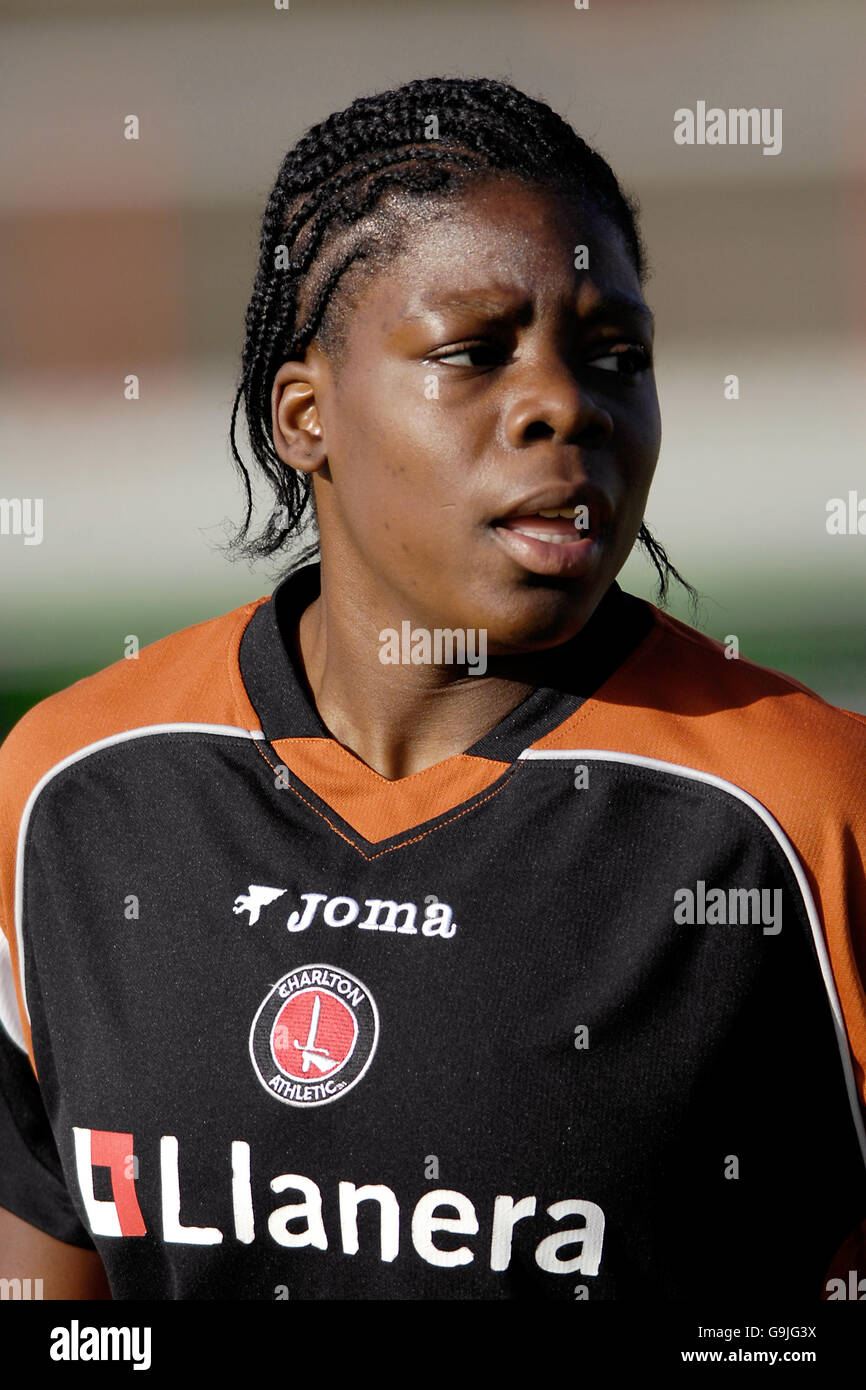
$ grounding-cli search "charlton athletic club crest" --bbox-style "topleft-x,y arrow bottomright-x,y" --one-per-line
250,964 -> 379,1106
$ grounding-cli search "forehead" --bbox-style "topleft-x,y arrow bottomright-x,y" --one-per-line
355,175 -> 643,324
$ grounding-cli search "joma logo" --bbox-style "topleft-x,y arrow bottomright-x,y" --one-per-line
234,887 -> 457,938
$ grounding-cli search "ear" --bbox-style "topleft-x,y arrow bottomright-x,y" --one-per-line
270,360 -> 327,473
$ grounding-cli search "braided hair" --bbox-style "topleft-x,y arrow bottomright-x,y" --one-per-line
228,74 -> 696,608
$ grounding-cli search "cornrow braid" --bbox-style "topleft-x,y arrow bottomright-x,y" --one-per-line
636,523 -> 700,619
228,74 -> 698,610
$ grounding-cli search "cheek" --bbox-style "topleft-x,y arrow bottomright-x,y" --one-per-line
645,394 -> 663,459
338,356 -> 466,484
618,389 -> 661,477
324,373 -> 454,541
643,377 -> 662,439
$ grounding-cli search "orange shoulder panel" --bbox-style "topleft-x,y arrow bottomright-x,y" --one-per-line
0,596 -> 267,1068
535,607 -> 866,1109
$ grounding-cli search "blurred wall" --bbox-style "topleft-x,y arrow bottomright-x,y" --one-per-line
1,0 -> 864,730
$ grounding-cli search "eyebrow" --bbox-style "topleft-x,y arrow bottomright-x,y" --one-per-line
403,288 -> 654,325
402,292 -> 522,321
582,291 -> 655,324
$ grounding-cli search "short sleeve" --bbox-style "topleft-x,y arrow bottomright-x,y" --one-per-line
0,707 -> 93,1248
0,1015 -> 95,1248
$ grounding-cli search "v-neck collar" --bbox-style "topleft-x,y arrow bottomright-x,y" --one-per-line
239,561 -> 656,770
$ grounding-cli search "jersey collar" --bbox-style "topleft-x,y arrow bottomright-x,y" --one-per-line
238,561 -> 655,765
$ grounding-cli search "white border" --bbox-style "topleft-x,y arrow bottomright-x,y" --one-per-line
1,724 -> 264,1051
519,747 -> 866,1171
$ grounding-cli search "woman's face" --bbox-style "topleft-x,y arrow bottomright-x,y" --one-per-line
274,174 -> 662,651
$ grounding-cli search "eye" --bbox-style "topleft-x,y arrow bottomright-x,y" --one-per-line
430,342 -> 504,368
587,345 -> 651,376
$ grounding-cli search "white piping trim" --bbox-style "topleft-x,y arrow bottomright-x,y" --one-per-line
11,723 -> 265,1044
0,929 -> 26,1051
519,748 -> 866,1173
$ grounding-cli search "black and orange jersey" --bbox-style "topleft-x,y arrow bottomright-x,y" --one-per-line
1,562 -> 865,1300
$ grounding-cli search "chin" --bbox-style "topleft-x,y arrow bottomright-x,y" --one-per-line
472,582 -> 607,654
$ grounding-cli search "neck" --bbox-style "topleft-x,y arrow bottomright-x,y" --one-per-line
285,558 -> 620,782
295,593 -> 539,781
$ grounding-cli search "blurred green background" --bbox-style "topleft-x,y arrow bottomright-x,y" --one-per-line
2,0 -> 864,740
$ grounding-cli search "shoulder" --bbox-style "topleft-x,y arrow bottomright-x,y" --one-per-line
545,598 -> 866,835
641,605 -> 866,783
0,594 -> 271,1060
0,594 -> 268,811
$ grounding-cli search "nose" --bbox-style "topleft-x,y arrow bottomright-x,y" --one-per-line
503,352 -> 613,450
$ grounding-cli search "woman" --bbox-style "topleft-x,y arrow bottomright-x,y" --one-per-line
1,75 -> 864,1300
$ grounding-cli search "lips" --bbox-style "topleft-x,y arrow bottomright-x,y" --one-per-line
490,494 -> 609,578
497,511 -> 586,544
